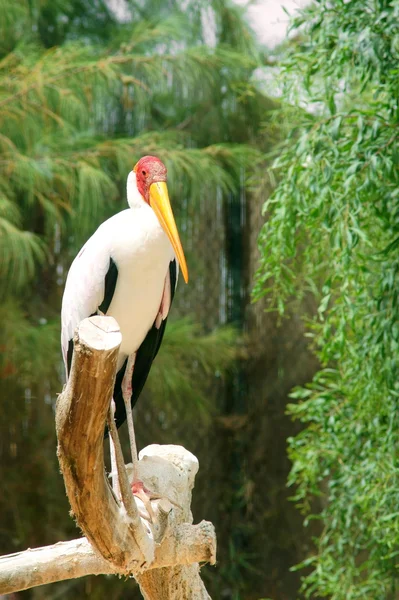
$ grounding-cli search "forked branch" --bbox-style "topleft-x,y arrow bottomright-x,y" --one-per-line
0,316 -> 216,599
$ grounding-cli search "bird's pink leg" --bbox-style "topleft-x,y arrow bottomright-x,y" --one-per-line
122,353 -> 139,480
122,353 -> 164,521
109,399 -> 120,499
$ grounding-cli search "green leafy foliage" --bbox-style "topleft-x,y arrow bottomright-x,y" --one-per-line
0,0 -> 263,328
0,8 -> 267,297
254,0 -> 399,598
0,1 -> 272,598
149,319 -> 240,416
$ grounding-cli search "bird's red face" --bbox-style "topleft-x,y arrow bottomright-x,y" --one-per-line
133,156 -> 188,283
134,156 -> 167,203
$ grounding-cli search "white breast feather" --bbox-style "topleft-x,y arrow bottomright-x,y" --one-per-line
61,205 -> 177,375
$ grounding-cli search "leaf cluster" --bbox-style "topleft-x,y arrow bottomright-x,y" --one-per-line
0,0 -> 269,497
0,2 -> 265,295
0,4 -> 272,598
254,0 -> 399,598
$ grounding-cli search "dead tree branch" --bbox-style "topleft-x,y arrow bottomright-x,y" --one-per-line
0,316 -> 216,598
0,521 -> 215,594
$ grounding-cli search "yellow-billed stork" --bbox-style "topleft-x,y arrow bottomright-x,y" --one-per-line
61,156 -> 188,505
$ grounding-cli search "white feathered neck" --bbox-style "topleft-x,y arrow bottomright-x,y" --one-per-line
127,171 -> 146,210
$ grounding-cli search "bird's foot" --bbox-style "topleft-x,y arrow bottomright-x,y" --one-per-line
131,480 -> 163,523
132,480 -> 178,543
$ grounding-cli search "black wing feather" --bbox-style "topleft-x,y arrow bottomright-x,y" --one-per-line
98,258 -> 118,314
112,259 -> 177,430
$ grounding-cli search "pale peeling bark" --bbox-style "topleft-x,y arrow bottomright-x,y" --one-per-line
0,316 -> 216,598
136,446 -> 214,600
0,522 -> 215,595
56,316 -> 154,571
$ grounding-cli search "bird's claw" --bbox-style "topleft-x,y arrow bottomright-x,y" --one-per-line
132,480 -> 157,522
131,480 -> 176,543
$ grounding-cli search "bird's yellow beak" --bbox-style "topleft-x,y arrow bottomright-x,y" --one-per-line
149,182 -> 189,283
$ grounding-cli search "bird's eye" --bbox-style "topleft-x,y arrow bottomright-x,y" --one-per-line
142,170 -> 146,176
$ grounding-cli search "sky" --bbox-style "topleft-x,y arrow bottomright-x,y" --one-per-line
235,0 -> 310,48
108,0 -> 311,49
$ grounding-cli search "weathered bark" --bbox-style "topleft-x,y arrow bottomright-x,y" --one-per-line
56,316 -> 154,571
0,521 -> 215,594
0,316 -> 215,598
135,445 -> 214,600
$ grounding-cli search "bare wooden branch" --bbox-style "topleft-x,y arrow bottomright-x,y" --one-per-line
56,316 -> 154,570
0,316 -> 216,597
0,521 -> 215,595
135,446 -> 215,600
49,315 -> 215,599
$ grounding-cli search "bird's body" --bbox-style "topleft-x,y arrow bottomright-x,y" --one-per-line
61,156 -> 188,472
107,210 -> 173,362
62,206 -> 175,372
61,155 -> 188,514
